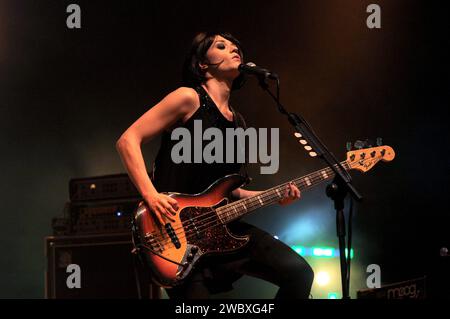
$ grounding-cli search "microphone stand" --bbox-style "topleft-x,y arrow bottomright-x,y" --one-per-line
256,75 -> 363,299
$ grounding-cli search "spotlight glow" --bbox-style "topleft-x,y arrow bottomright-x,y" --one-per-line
316,271 -> 330,286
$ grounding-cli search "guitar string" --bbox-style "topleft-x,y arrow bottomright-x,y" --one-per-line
152,161 -> 349,238
148,165 -> 343,251
145,162 -> 352,248
145,161 -> 352,248
150,161 -> 349,238
145,173 -> 332,249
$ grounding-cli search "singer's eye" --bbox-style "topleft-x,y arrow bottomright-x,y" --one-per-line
216,43 -> 225,49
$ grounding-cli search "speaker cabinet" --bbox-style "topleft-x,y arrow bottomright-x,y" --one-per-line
45,232 -> 161,299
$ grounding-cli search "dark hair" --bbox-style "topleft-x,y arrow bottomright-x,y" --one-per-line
182,31 -> 246,90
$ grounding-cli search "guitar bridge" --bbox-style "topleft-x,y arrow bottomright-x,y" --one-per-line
144,232 -> 164,253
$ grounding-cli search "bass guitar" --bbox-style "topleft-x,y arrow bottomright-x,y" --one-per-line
132,145 -> 395,287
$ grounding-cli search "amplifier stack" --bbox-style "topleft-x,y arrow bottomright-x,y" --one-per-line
52,173 -> 142,236
46,173 -> 161,299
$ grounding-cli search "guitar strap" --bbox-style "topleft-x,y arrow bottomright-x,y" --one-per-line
229,105 -> 252,186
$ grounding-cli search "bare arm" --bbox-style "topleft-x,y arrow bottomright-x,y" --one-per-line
231,188 -> 262,199
115,87 -> 198,224
231,182 -> 301,206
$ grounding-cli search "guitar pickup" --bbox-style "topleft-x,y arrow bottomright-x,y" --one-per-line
165,223 -> 181,249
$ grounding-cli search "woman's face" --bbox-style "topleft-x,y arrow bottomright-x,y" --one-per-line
202,35 -> 242,80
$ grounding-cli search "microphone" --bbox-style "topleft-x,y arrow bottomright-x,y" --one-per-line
238,62 -> 279,80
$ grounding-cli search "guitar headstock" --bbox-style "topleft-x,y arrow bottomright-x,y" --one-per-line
346,139 -> 395,173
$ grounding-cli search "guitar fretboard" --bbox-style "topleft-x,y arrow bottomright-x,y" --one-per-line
216,161 -> 350,224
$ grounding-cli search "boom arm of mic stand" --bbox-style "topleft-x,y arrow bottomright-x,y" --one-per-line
258,81 -> 362,201
257,78 -> 362,300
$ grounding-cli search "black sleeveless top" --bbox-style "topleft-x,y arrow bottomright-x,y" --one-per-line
151,86 -> 248,194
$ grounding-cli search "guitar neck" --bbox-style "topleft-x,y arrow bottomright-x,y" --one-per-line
217,161 -> 351,224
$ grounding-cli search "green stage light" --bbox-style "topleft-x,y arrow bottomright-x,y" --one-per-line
290,246 -> 355,259
328,292 -> 339,299
332,248 -> 355,259
291,245 -> 305,256
345,248 -> 355,259
312,247 -> 334,257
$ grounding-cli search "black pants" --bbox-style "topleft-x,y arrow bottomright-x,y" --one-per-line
165,221 -> 314,299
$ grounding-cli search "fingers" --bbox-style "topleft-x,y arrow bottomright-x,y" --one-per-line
163,196 -> 179,222
152,204 -> 174,224
291,183 -> 301,199
162,203 -> 177,222
152,205 -> 166,225
165,195 -> 179,212
278,182 -> 302,206
284,183 -> 290,197
146,196 -> 179,225
285,182 -> 301,199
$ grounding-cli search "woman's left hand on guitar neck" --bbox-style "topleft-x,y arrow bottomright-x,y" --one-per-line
278,182 -> 301,206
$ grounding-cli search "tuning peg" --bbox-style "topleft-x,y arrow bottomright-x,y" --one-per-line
346,142 -> 352,151
376,137 -> 383,146
354,140 -> 364,150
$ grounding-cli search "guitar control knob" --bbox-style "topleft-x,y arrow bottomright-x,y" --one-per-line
187,253 -> 194,261
191,246 -> 199,254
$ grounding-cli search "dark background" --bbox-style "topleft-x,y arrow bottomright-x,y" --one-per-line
0,0 -> 448,298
